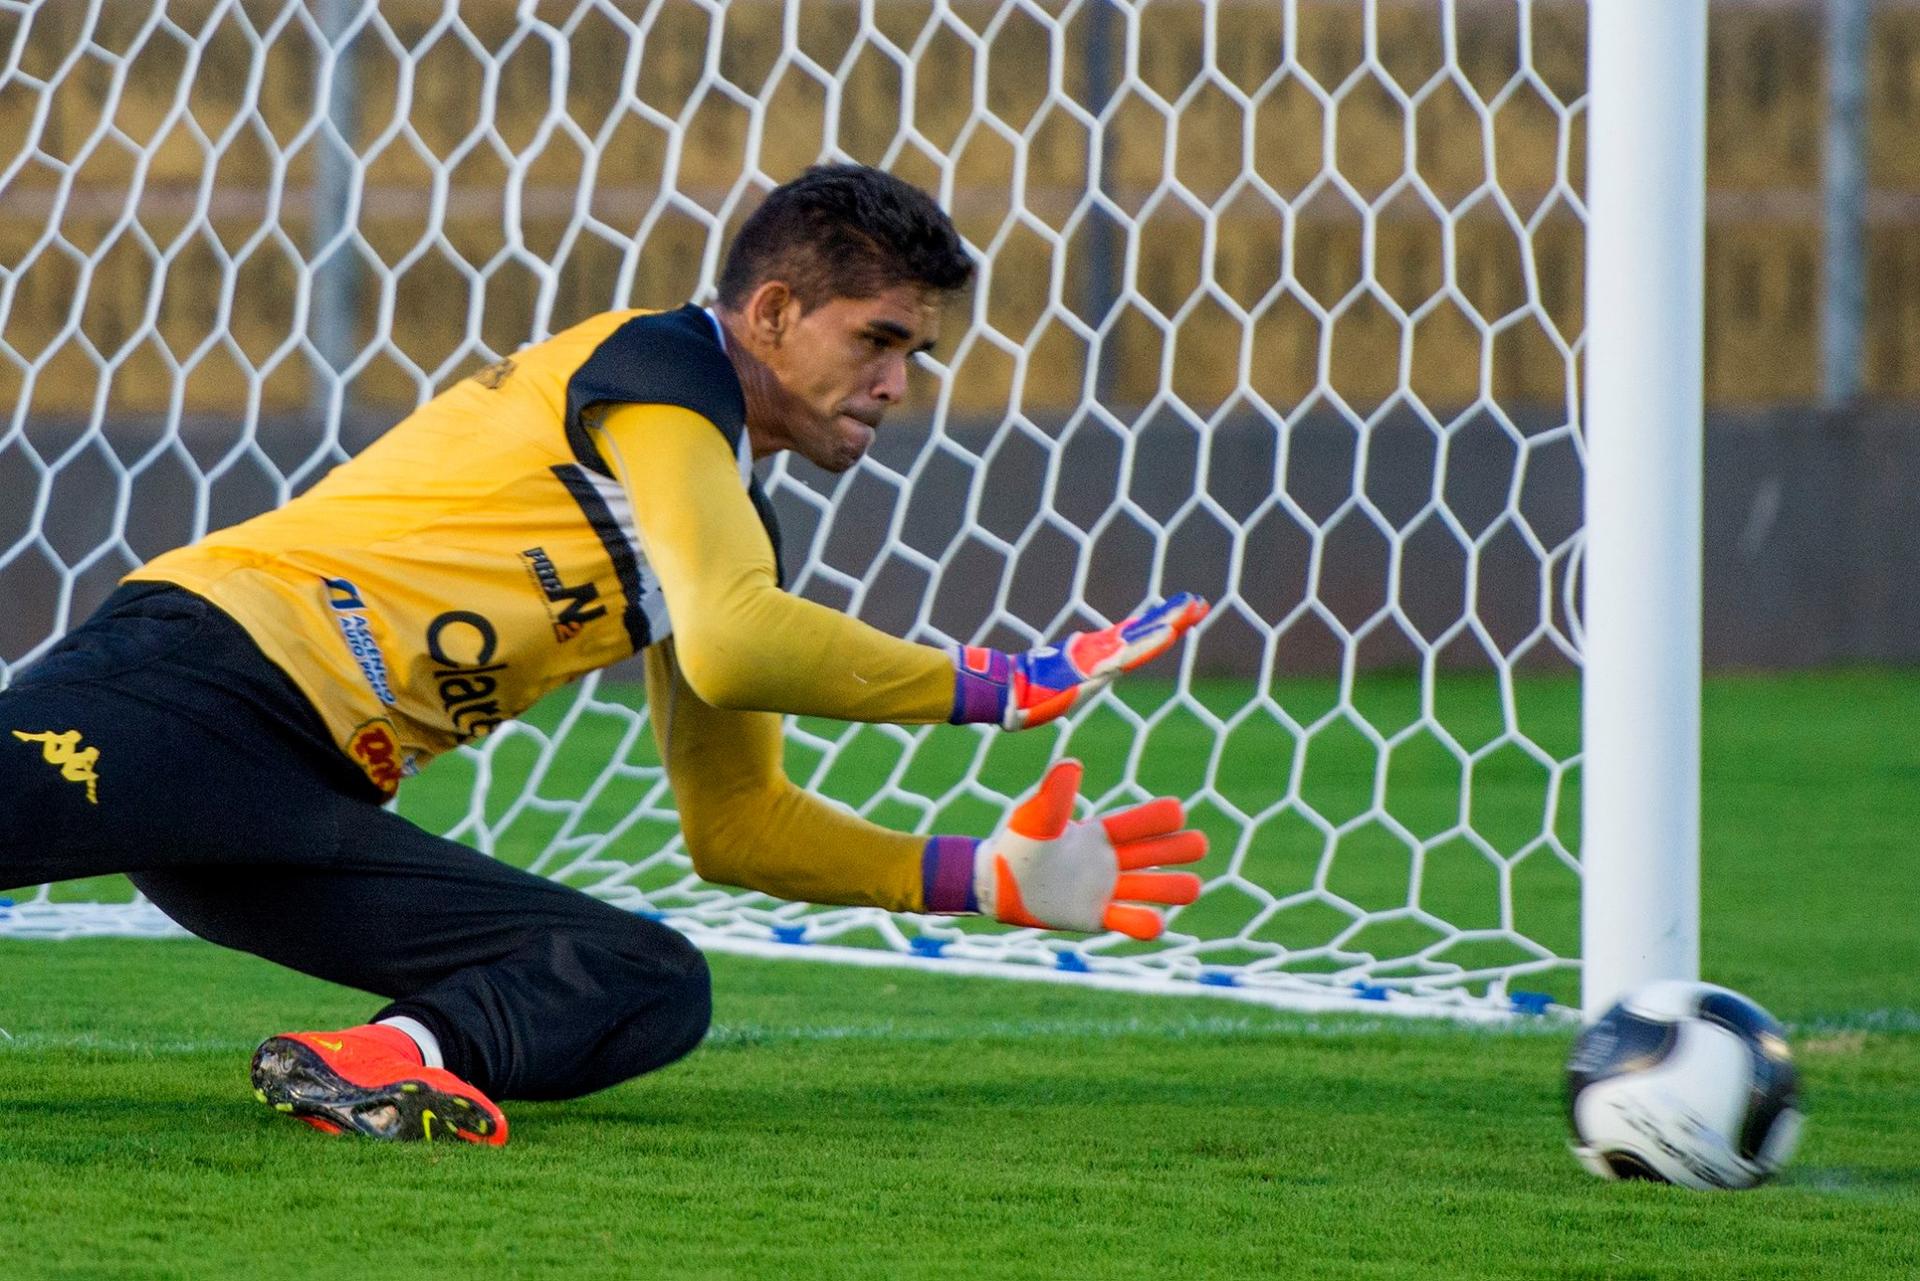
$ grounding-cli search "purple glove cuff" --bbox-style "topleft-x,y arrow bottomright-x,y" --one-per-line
920,835 -> 981,914
948,645 -> 1013,725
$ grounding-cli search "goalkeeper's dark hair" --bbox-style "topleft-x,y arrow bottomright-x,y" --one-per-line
716,165 -> 974,311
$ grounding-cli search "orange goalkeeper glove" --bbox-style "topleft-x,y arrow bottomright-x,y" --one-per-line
948,593 -> 1209,730
920,760 -> 1206,939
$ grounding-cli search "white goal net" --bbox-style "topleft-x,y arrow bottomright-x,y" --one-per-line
0,0 -> 1589,1019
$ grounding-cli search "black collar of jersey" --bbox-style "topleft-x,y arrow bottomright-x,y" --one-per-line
560,304 -> 784,594
564,304 -> 749,478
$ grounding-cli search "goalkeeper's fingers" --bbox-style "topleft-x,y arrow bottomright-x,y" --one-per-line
984,761 -> 1206,940
1114,832 -> 1208,872
1103,796 -> 1206,940
1101,867 -> 1203,940
1101,795 -> 1208,871
1113,871 -> 1202,904
1007,759 -> 1082,841
1099,795 -> 1184,846
950,594 -> 1209,732
1101,873 -> 1202,940
1065,592 -> 1210,681
1014,772 -> 1209,871
1101,903 -> 1167,940
1113,592 -> 1210,671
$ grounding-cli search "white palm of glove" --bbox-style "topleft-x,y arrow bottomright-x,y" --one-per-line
975,819 -> 1120,934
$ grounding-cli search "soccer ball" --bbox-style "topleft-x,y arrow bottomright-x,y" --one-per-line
1565,980 -> 1802,1190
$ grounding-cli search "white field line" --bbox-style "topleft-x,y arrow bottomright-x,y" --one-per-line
0,1019 -> 1534,1059
688,935 -> 1557,1024
0,1017 -> 1515,1058
2,1009 -> 1913,1059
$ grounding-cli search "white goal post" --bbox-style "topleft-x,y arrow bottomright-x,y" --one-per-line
0,0 -> 1703,1021
1580,0 -> 1705,1016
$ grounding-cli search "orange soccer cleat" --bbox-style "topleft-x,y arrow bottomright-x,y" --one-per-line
249,1024 -> 508,1145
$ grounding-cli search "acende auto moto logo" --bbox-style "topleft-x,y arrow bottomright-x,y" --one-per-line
325,578 -> 398,706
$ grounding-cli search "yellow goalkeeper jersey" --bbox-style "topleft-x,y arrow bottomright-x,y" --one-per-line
130,305 -> 953,802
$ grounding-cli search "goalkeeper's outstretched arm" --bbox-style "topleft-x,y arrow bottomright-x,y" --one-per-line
600,404 -> 1206,732
644,638 -> 928,911
646,640 -> 1206,938
603,405 -> 955,725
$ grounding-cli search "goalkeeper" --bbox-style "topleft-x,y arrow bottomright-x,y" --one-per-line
0,165 -> 1207,1146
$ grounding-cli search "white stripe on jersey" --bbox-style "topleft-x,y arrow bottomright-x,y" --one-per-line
580,465 -> 675,643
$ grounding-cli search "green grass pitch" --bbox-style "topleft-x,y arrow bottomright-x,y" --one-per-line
2,670 -> 1916,1279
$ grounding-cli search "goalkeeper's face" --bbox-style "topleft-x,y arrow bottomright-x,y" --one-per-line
756,284 -> 941,473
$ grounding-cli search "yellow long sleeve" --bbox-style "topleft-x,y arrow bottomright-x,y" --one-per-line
644,639 -> 928,912
594,403 -> 955,724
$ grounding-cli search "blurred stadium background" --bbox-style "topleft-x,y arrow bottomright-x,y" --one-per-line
1,10 -> 1917,1272
2,0 -> 1915,681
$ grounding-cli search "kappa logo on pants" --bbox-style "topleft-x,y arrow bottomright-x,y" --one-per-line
12,729 -> 101,804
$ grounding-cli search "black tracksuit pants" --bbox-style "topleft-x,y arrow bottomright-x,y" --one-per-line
0,583 -> 710,1100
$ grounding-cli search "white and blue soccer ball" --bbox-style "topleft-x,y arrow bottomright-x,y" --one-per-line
1565,980 -> 1803,1191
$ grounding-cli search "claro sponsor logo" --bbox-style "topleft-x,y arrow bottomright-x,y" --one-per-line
347,719 -> 405,796
427,611 -> 508,740
324,578 -> 397,706
520,547 -> 606,642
